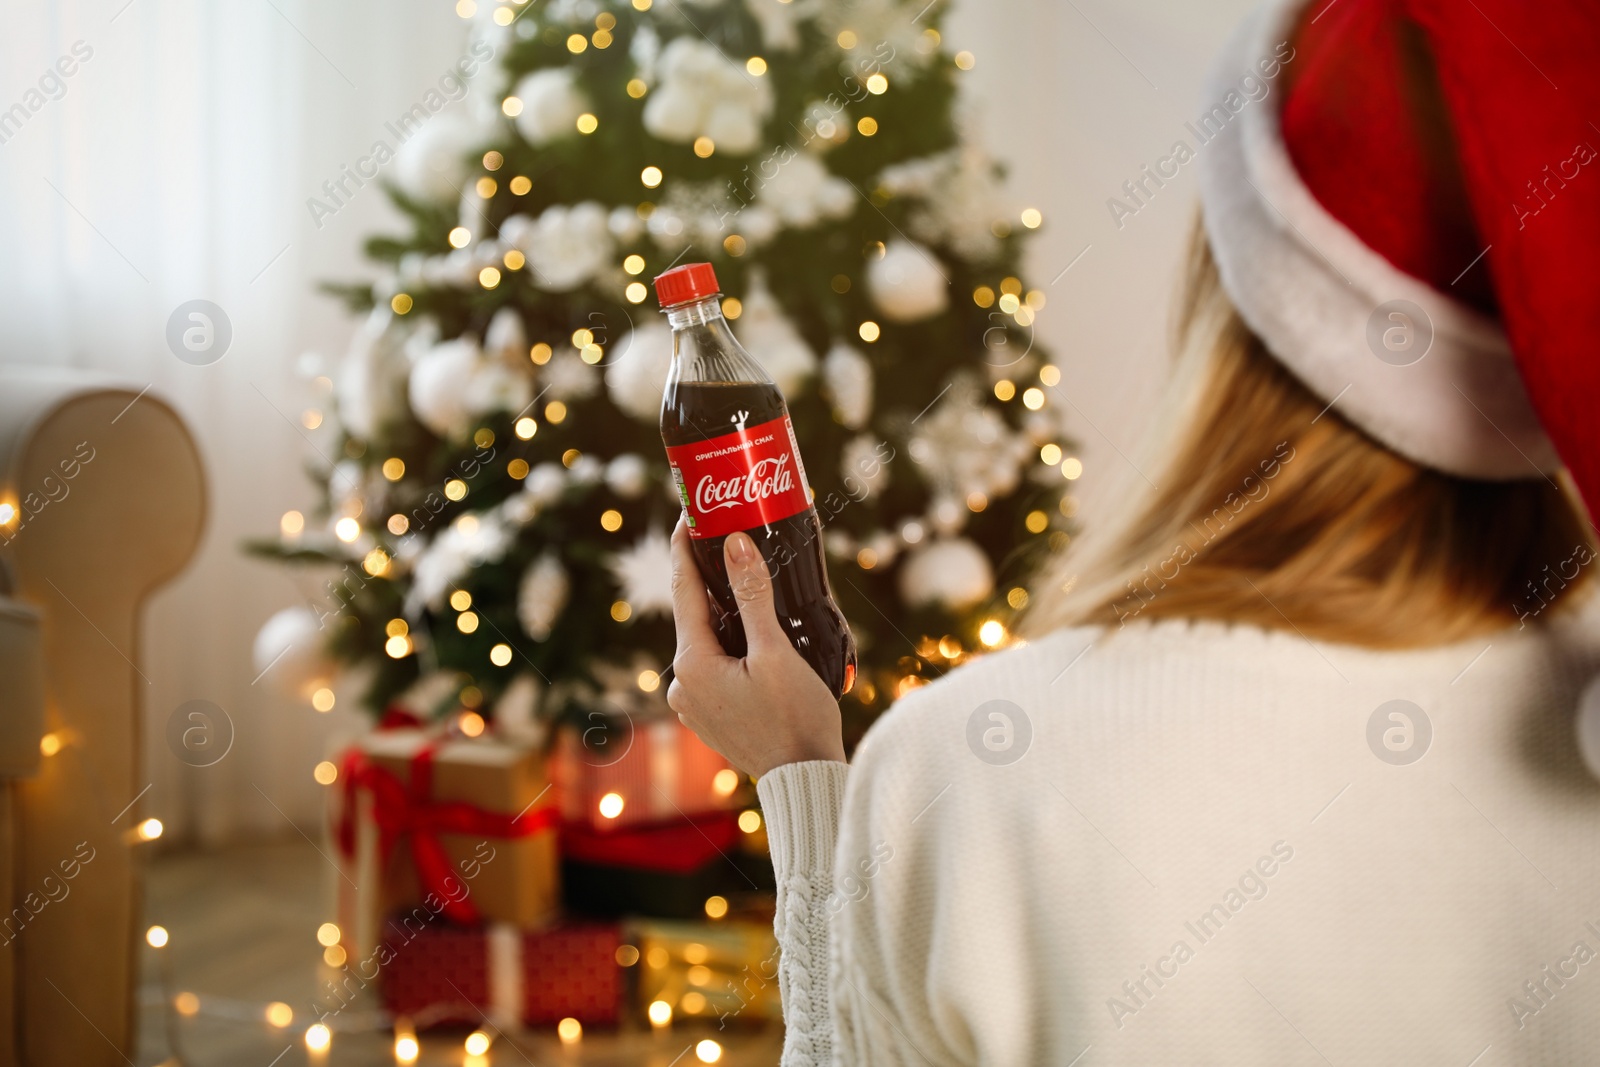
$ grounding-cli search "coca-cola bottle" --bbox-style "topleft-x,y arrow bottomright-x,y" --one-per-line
655,262 -> 857,698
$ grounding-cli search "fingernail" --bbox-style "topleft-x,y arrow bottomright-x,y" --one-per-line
727,532 -> 754,564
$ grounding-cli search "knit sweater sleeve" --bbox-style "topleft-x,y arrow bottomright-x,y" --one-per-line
757,760 -> 850,1067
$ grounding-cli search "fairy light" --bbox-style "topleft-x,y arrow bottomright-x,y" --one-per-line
508,458 -> 529,479
696,1039 -> 724,1063
601,509 -> 623,532
387,514 -> 409,535
557,1018 -> 583,1044
704,895 -> 729,919
1061,457 -> 1084,480
449,227 -> 472,249
723,234 -> 747,256
504,249 -> 526,271
627,77 -> 648,98
531,342 -> 552,364
266,1002 -> 294,1028
938,635 -> 963,659
137,817 -> 164,841
1008,587 -> 1031,609
362,548 -> 390,576
979,620 -> 1007,648
1025,510 -> 1049,534
567,33 -> 587,53
546,401 -> 568,424
313,761 -> 338,786
335,517 -> 361,542
994,380 -> 1015,401
395,1034 -> 420,1063
457,611 -> 479,634
693,136 -> 715,158
954,50 -> 976,70
465,1031 -> 492,1056
562,449 -> 582,468
616,944 -> 640,966
592,28 -> 613,47
146,925 -> 169,948
301,409 -> 323,430
455,0 -> 476,15
483,150 -> 503,170
489,643 -> 513,667
576,113 -> 599,134
509,174 -> 532,195
175,993 -> 200,1016
626,282 -> 648,303
1039,363 -> 1060,385
722,297 -> 742,319
857,116 -> 878,136
459,711 -> 486,737
444,479 -> 467,500
39,733 -> 62,757
598,792 -> 625,819
476,177 -> 497,198
836,29 -> 858,48
648,1000 -> 673,1027
858,320 -> 880,342
866,73 -> 888,94
998,292 -> 1021,314
323,944 -> 346,967
640,166 -> 662,188
611,600 -> 632,621
737,810 -> 762,833
311,687 -> 336,713
479,266 -> 502,289
390,293 -> 413,314
1040,443 -> 1063,465
1022,387 -> 1045,410
305,1023 -> 331,1052
385,635 -> 412,658
515,416 -> 538,439
638,669 -> 660,692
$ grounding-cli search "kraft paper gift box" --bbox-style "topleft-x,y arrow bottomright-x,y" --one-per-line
333,729 -> 560,960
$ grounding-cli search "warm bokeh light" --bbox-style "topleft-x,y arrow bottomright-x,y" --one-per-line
459,711 -> 486,738
737,810 -> 762,833
305,1024 -> 331,1052
395,1034 -> 419,1063
712,768 -> 740,797
334,517 -> 360,542
1061,457 -> 1084,480
137,818 -> 163,841
696,1038 -> 724,1063
146,925 -> 169,948
648,999 -> 673,1026
979,620 -> 1007,648
39,732 -> 62,757
637,669 -> 660,692
316,922 -> 341,947
598,792 -> 625,820
557,1017 -> 583,1043
465,1031 -> 491,1056
704,895 -> 729,919
313,761 -> 338,785
266,1002 -> 293,1028
489,643 -> 513,667
640,166 -> 662,188
280,510 -> 304,537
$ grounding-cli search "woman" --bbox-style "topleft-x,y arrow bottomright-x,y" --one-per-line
669,0 -> 1600,1062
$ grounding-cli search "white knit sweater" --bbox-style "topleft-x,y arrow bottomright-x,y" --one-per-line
757,617 -> 1600,1066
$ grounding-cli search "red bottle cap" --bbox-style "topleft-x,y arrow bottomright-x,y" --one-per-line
653,262 -> 720,309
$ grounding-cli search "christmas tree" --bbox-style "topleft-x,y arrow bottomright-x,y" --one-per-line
252,0 -> 1073,747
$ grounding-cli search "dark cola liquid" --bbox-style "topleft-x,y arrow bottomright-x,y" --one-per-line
661,381 -> 857,697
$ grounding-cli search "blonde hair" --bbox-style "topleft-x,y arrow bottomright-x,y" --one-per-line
1023,223 -> 1595,647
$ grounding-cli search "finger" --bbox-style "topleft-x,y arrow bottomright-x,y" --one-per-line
669,518 -> 721,666
724,531 -> 788,655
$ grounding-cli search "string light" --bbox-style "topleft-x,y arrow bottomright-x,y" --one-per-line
504,249 -> 526,271
0,503 -> 15,525
723,234 -> 746,256
444,479 -> 468,501
1061,457 -> 1084,480
448,227 -> 472,249
475,177 -> 497,198
455,0 -> 476,15
362,548 -> 390,576
390,293 -> 413,314
508,458 -> 529,479
712,768 -> 739,797
1021,207 -> 1043,228
39,732 -> 62,757
993,380 -> 1015,401
465,1031 -> 492,1056
598,792 -> 625,819
637,669 -> 660,692
301,409 -> 323,430
954,50 -> 976,69
979,619 -> 1007,647
998,292 -> 1021,313
746,55 -> 767,75
836,30 -> 858,48
266,1002 -> 294,1028
693,136 -> 716,158
137,818 -> 164,841
313,761 -> 338,786
334,518 -> 360,542
648,1000 -> 673,1026
1025,510 -> 1049,533
479,266 -> 502,289
567,33 -> 587,53
1040,443 -> 1063,465
323,944 -> 346,967
146,925 -> 169,948
737,810 -> 762,833
502,96 -> 523,117
858,320 -> 880,342
1008,586 -> 1031,609
722,297 -> 742,319
627,78 -> 648,98
175,993 -> 200,1016
866,73 -> 888,94
626,282 -> 648,303
704,895 -> 729,919
457,611 -> 479,634
592,28 -> 613,48
509,175 -> 532,195
305,1023 -> 331,1053
387,514 -> 408,535
1022,387 -> 1045,410
640,166 -> 662,188
489,643 -> 513,667
530,342 -> 552,364
382,457 -> 405,480
557,1018 -> 583,1044
696,1039 -> 724,1063
857,116 -> 878,136
515,416 -> 538,439
459,711 -> 486,737
576,113 -> 599,134
1039,363 -> 1060,385
611,600 -> 632,621
483,151 -> 503,171
385,635 -> 412,658
562,449 -> 582,467
395,1034 -> 420,1063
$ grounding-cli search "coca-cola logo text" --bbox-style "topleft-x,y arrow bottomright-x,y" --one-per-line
693,454 -> 795,515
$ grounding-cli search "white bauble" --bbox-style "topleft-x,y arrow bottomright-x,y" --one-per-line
605,320 -> 674,421
606,454 -> 651,498
704,99 -> 763,154
608,206 -> 644,242
568,454 -> 604,485
757,153 -> 852,229
745,0 -> 805,49
738,274 -> 815,393
929,495 -> 966,535
821,343 -> 873,429
511,202 -> 614,292
408,336 -> 531,438
512,68 -> 590,145
641,85 -> 702,143
253,606 -> 334,698
484,306 -> 528,363
840,435 -> 890,499
517,554 -> 570,640
337,308 -> 408,440
898,538 -> 994,611
868,240 -> 949,322
523,462 -> 567,507
393,114 -> 483,202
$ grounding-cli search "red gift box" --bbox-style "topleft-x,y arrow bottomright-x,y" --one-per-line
552,716 -> 740,831
380,919 -> 622,1029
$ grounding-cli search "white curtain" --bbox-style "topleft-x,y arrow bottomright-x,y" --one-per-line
0,0 -> 476,843
0,0 -> 1245,843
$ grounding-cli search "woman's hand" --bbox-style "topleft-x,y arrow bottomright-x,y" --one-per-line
667,518 -> 846,778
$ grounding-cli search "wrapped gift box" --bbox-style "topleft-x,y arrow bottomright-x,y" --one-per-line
380,919 -> 623,1029
552,716 -> 739,831
633,918 -> 782,1025
561,811 -> 775,919
334,729 -> 560,959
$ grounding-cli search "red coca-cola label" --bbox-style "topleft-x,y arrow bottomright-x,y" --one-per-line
666,414 -> 812,539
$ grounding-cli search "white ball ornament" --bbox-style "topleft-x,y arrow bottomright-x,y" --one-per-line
898,538 -> 994,611
392,115 -> 483,202
512,68 -> 590,146
253,607 -> 334,699
606,454 -> 650,498
868,241 -> 950,322
605,320 -> 674,422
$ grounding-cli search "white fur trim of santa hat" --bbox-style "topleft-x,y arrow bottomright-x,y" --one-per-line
1195,0 -> 1561,481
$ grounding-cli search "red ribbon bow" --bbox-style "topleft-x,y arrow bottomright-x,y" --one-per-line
335,733 -> 556,925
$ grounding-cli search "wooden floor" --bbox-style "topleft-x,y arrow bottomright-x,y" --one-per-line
137,839 -> 783,1067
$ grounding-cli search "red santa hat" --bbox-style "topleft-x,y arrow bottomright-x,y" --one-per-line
1196,0 -> 1600,769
